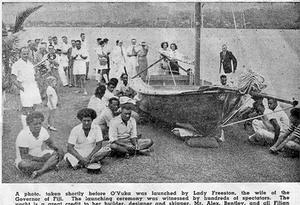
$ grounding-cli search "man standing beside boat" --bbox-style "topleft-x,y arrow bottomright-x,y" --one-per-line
219,44 -> 237,80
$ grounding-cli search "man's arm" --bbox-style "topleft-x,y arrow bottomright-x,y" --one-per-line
129,119 -> 138,148
19,147 -> 50,162
109,120 -> 133,148
269,119 -> 281,144
275,133 -> 297,151
87,141 -> 102,161
67,143 -> 88,165
44,137 -> 64,160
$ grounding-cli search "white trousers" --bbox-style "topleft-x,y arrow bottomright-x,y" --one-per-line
58,66 -> 68,86
252,119 -> 274,144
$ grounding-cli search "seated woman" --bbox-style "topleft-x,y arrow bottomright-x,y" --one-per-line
159,42 -> 170,74
168,43 -> 194,75
87,85 -> 107,117
64,108 -> 111,169
270,108 -> 300,156
15,111 -> 64,179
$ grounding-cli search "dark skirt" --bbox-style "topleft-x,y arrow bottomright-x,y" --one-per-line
169,60 -> 180,75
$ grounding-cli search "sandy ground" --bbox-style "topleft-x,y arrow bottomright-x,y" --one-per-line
2,80 -> 299,183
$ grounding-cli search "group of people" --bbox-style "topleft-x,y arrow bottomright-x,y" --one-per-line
239,96 -> 300,157
218,44 -> 300,157
11,33 -> 299,180
11,32 -> 158,179
14,70 -> 153,179
95,38 -> 149,83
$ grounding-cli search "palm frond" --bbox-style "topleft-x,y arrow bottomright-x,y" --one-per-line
13,5 -> 43,33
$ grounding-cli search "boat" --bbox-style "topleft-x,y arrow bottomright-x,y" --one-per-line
130,3 -> 297,137
131,77 -> 245,136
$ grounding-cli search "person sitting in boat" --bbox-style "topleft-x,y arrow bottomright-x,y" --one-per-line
159,41 -> 170,74
15,111 -> 64,179
270,108 -> 300,157
64,108 -> 111,169
109,103 -> 153,158
87,85 -> 107,118
248,99 -> 289,146
93,97 -> 120,141
219,44 -> 237,75
168,43 -> 194,75
115,73 -> 137,99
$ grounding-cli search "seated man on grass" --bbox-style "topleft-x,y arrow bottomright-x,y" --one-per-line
64,108 -> 111,169
270,108 -> 300,157
248,100 -> 288,146
15,111 -> 64,179
87,84 -> 106,117
93,97 -> 120,140
109,103 -> 153,158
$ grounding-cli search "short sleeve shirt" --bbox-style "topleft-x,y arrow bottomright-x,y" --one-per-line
264,107 -> 290,131
11,58 -> 36,84
87,95 -> 107,117
15,126 -> 50,163
109,115 -> 137,142
93,107 -> 114,128
68,123 -> 103,155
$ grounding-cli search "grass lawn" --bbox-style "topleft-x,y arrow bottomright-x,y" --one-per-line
2,80 -> 299,183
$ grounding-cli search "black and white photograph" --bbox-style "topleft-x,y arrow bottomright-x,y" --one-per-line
1,1 -> 300,187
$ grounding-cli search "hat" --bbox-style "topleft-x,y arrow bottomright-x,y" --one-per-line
119,96 -> 136,105
141,41 -> 147,46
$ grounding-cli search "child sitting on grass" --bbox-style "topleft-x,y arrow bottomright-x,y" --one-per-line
46,76 -> 58,131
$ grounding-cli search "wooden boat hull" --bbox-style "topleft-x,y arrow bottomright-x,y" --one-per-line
132,79 -> 244,136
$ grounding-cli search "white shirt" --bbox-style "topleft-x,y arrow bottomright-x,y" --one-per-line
68,123 -> 103,157
46,86 -> 58,109
61,42 -> 71,67
15,126 -> 50,164
11,58 -> 36,85
103,90 -> 117,105
93,107 -> 114,128
81,39 -> 89,60
109,115 -> 137,142
126,45 -> 138,57
265,106 -> 290,131
87,95 -> 106,117
73,47 -> 88,61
